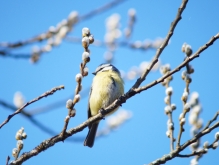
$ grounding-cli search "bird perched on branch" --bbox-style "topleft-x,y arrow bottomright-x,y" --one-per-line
84,63 -> 124,148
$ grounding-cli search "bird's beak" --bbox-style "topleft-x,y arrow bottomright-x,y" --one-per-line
92,72 -> 96,75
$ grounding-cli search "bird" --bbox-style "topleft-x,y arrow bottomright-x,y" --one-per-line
84,63 -> 124,148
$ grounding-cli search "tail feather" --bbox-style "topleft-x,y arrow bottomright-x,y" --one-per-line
84,123 -> 99,148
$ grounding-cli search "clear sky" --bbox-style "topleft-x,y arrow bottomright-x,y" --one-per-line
0,0 -> 219,165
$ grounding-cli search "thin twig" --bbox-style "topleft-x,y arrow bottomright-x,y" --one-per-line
147,111 -> 219,165
79,0 -> 125,21
134,33 -> 219,94
0,85 -> 64,129
0,0 -> 125,50
131,0 -> 188,89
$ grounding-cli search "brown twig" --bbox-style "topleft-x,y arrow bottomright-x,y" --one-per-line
0,85 -> 64,129
134,33 -> 219,94
147,111 -> 219,165
0,0 -> 125,50
79,0 -> 125,21
131,0 -> 188,89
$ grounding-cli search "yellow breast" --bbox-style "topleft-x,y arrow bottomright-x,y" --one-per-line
89,70 -> 124,116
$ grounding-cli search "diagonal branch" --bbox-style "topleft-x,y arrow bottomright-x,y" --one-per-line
131,0 -> 188,89
134,33 -> 219,94
0,85 -> 64,129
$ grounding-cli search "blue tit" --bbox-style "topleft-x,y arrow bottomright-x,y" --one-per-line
84,63 -> 124,148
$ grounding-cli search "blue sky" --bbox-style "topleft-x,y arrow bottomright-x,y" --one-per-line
0,0 -> 219,165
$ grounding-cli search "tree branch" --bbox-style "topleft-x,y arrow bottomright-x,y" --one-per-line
131,0 -> 188,89
134,32 -> 219,94
0,85 -> 64,129
147,111 -> 219,165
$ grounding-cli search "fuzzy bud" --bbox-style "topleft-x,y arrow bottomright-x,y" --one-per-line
185,75 -> 192,83
181,43 -> 187,53
15,132 -> 22,140
184,103 -> 190,112
88,35 -> 94,44
171,104 -> 176,111
181,91 -> 188,102
12,148 -> 18,158
65,115 -> 70,122
17,140 -> 23,150
168,122 -> 174,130
165,87 -> 173,96
185,44 -> 193,56
82,37 -> 89,48
181,70 -> 187,80
164,106 -> 171,114
164,96 -> 169,104
180,118 -> 186,125
22,132 -> 27,139
73,94 -> 80,104
83,67 -> 89,76
66,99 -> 73,109
166,131 -> 170,138
75,73 -> 82,83
215,132 -> 219,140
179,113 -> 184,120
203,141 -> 209,149
82,52 -> 90,61
69,108 -> 76,117
213,142 -> 219,149
82,27 -> 90,37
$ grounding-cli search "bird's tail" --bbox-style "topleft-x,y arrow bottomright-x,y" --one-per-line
84,122 -> 99,148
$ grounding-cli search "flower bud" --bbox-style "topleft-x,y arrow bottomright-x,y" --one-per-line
181,92 -> 188,102
83,67 -> 89,76
164,96 -> 169,104
65,115 -> 70,122
73,94 -> 80,104
181,43 -> 187,53
89,35 -> 94,44
171,104 -> 176,111
75,73 -> 82,83
203,141 -> 209,148
179,113 -> 184,120
165,86 -> 173,96
184,103 -> 190,112
22,132 -> 27,139
82,52 -> 90,61
69,109 -> 76,117
15,132 -> 22,140
166,131 -> 170,138
185,44 -> 193,56
82,37 -> 89,48
12,148 -> 18,158
66,99 -> 73,109
17,140 -> 23,150
215,132 -> 219,140
180,118 -> 186,125
164,106 -> 171,114
213,142 -> 219,149
82,27 -> 90,37
181,70 -> 187,80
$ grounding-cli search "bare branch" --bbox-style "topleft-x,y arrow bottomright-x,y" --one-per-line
147,111 -> 219,165
79,0 -> 126,21
0,85 -> 64,129
134,33 -> 219,94
131,0 -> 188,89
